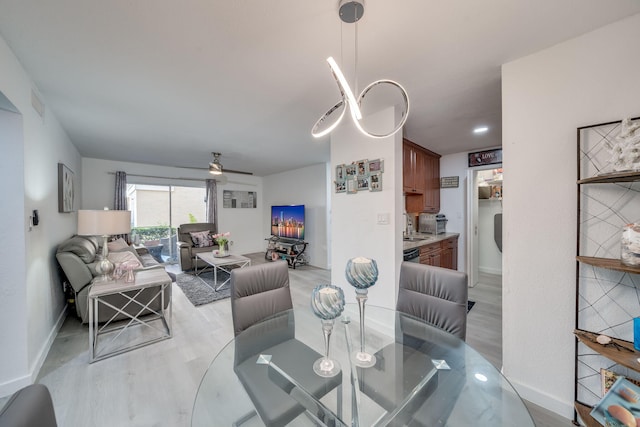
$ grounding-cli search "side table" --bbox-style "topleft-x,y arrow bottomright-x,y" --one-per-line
88,268 -> 172,363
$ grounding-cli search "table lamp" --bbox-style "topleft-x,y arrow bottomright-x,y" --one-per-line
78,208 -> 131,282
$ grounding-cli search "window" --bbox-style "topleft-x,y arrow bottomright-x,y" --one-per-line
127,184 -> 206,263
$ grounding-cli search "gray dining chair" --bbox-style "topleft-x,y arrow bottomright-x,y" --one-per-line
230,261 -> 342,426
396,261 -> 468,340
0,384 -> 58,427
356,262 -> 468,425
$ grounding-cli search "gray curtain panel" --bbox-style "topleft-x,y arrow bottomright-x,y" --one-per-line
114,171 -> 129,242
205,179 -> 218,233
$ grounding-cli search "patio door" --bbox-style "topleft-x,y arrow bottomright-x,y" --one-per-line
127,184 -> 206,263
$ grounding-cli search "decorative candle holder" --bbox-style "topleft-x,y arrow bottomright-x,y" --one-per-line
345,257 -> 378,368
310,284 -> 345,377
121,260 -> 139,283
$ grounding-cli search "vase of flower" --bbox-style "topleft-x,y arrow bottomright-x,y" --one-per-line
345,257 -> 378,368
213,232 -> 230,257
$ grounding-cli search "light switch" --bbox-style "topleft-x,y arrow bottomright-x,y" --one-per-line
377,213 -> 390,225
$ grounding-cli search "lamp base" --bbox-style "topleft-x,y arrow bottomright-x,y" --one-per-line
94,235 -> 115,282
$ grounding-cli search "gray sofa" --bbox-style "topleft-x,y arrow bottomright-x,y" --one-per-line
56,235 -> 169,323
177,223 -> 218,271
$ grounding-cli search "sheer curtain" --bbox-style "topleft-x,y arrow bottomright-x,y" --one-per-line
205,179 -> 218,233
114,171 -> 129,242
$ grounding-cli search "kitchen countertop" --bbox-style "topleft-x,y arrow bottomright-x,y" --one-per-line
402,232 -> 460,250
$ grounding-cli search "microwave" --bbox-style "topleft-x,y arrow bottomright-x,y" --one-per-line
419,213 -> 447,234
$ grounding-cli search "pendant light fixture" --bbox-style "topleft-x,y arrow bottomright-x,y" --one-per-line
312,0 -> 410,139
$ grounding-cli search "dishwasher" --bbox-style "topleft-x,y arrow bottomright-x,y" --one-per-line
403,247 -> 420,263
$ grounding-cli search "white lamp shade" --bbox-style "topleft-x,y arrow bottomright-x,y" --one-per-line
77,209 -> 131,236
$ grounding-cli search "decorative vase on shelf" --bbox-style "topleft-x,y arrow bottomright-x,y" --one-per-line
310,284 -> 345,377
621,223 -> 640,267
345,256 -> 378,368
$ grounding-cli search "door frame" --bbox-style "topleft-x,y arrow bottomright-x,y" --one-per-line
466,163 -> 502,287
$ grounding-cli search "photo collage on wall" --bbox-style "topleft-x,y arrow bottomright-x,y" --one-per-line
335,159 -> 384,194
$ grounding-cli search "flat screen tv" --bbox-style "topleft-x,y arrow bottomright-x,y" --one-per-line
271,205 -> 305,241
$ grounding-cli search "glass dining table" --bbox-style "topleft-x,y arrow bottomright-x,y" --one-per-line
192,304 -> 534,426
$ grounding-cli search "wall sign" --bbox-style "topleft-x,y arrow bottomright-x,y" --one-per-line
468,149 -> 502,167
223,190 -> 257,208
440,176 -> 459,188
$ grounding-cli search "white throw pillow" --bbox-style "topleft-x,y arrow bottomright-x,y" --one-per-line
107,238 -> 129,252
107,250 -> 142,269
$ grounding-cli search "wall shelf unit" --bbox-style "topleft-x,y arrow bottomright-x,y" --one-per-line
574,117 -> 640,426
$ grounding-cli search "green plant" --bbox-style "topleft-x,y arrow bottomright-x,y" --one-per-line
131,226 -> 177,242
188,213 -> 197,223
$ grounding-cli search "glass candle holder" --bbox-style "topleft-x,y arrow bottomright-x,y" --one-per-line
345,257 -> 378,368
310,284 -> 345,377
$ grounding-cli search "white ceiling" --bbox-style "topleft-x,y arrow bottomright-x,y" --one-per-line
1,1 -> 639,176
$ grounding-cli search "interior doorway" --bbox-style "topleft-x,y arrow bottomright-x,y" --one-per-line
466,165 -> 503,287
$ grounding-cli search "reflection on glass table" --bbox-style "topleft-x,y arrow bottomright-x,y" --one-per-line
192,304 -> 534,426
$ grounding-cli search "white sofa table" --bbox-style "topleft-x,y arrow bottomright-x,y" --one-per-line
194,252 -> 251,291
88,268 -> 172,362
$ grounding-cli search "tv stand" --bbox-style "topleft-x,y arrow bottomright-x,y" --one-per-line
265,236 -> 308,269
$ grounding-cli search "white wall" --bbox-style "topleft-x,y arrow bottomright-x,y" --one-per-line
330,106 -> 403,308
263,163 -> 329,269
0,35 -> 80,396
478,199 -> 502,274
81,158 -> 265,256
502,12 -> 640,418
439,152 -> 469,272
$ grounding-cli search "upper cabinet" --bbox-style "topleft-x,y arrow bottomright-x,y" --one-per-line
403,139 -> 441,213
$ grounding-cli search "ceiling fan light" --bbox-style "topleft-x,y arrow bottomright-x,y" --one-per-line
209,152 -> 223,175
209,163 -> 222,175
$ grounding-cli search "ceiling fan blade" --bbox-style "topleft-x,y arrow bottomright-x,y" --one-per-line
179,165 -> 254,175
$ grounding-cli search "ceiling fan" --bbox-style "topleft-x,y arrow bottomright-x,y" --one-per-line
206,152 -> 253,176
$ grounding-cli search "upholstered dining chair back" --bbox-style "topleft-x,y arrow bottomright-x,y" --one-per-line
0,384 -> 58,427
397,262 -> 468,340
230,260 -> 293,337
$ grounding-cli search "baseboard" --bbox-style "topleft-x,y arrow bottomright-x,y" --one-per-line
0,373 -> 31,398
479,266 -> 503,275
0,307 -> 66,398
30,307 -> 67,383
508,377 -> 574,420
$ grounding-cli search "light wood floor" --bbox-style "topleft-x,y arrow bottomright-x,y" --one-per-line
1,255 -> 571,426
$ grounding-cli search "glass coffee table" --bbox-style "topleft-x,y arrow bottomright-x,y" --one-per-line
191,304 -> 534,426
194,252 -> 251,291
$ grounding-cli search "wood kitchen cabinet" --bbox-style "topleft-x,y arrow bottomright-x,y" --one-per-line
403,140 -> 425,194
440,236 -> 458,270
422,152 -> 440,213
418,236 -> 458,270
403,138 -> 441,213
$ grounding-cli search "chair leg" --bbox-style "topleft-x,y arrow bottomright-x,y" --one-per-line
232,409 -> 257,427
337,383 -> 342,419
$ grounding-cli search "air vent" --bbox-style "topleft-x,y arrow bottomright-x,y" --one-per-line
31,89 -> 45,118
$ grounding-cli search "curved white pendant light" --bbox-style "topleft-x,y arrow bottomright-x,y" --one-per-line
311,1 -> 409,140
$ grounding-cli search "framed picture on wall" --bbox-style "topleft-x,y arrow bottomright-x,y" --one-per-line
335,180 -> 346,193
368,159 -> 384,173
346,176 -> 357,194
345,163 -> 357,177
369,172 -> 382,192
357,176 -> 369,191
336,164 -> 346,181
58,163 -> 74,213
356,159 -> 368,177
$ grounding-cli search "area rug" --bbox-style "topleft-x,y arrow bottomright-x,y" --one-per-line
467,300 -> 476,313
176,270 -> 232,307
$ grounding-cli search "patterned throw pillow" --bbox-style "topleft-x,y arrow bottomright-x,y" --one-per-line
189,230 -> 214,248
